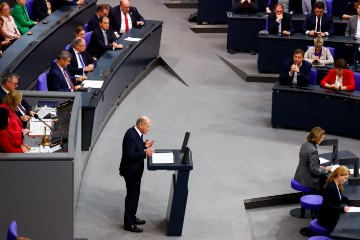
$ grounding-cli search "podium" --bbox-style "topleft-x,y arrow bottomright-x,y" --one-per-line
147,149 -> 193,236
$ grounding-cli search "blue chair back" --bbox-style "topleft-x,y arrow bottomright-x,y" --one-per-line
354,72 -> 360,91
6,220 -> 17,240
325,0 -> 333,15
83,23 -> 88,32
311,68 -> 317,85
65,44 -> 70,50
26,0 -> 34,19
306,46 -> 334,58
36,71 -> 49,91
84,31 -> 92,47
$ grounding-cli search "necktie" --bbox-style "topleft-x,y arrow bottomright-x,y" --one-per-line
292,72 -> 298,85
103,31 -> 108,45
18,103 -> 26,115
124,12 -> 129,32
316,17 -> 320,32
62,68 -> 74,90
78,53 -> 85,68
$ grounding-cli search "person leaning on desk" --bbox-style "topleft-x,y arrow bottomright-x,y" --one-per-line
304,37 -> 334,65
317,166 -> 351,231
294,127 -> 332,193
320,59 -> 355,91
0,91 -> 31,153
0,107 -> 30,153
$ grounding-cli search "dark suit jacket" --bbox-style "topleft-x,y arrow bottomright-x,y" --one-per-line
232,0 -> 258,13
87,26 -> 118,59
302,13 -> 334,35
32,0 -> 49,21
265,0 -> 300,13
87,14 -> 100,32
268,12 -> 295,35
47,62 -> 77,92
279,59 -> 312,86
109,6 -> 145,33
317,181 -> 349,230
49,0 -> 76,11
67,48 -> 97,76
0,88 -> 31,127
119,127 -> 146,178
294,141 -> 328,189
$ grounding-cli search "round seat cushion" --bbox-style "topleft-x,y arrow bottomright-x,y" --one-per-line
291,179 -> 316,193
308,236 -> 332,240
301,195 -> 323,211
309,219 -> 331,235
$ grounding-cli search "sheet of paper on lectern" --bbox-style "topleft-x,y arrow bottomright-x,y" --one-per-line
349,168 -> 360,175
124,37 -> 142,42
29,119 -> 52,136
331,164 -> 340,172
319,157 -> 330,164
348,207 -> 360,212
82,80 -> 104,88
152,152 -> 174,164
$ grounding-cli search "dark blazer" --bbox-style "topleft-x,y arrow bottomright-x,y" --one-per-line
119,127 -> 146,178
32,0 -> 49,21
87,14 -> 100,32
268,12 -> 295,35
317,181 -> 349,230
302,13 -> 334,35
109,5 -> 145,33
232,0 -> 258,13
294,141 -> 328,189
47,62 -> 77,92
49,0 -> 76,11
0,88 -> 31,127
67,47 -> 97,76
279,59 -> 312,86
87,26 -> 118,59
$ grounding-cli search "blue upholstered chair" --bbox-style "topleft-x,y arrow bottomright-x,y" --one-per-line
308,236 -> 332,240
290,179 -> 317,218
354,72 -> 360,91
83,23 -> 88,32
65,44 -> 70,51
84,31 -> 92,48
310,219 -> 332,236
301,195 -> 323,219
36,71 -> 49,91
6,220 -> 18,240
25,0 -> 34,19
311,68 -> 317,85
325,0 -> 333,15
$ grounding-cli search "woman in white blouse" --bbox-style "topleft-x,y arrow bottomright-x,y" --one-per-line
0,2 -> 21,41
304,37 -> 334,65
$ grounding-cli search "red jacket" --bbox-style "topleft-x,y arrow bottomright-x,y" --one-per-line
0,130 -> 23,153
320,69 -> 355,91
0,103 -> 23,146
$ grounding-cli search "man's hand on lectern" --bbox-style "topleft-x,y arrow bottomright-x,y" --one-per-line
145,148 -> 153,156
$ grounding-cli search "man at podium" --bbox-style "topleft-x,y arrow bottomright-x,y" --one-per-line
119,116 -> 154,233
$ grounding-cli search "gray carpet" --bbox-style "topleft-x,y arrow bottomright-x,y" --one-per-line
74,1 -> 360,239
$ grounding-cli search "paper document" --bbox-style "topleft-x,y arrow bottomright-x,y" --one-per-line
29,119 -> 52,136
348,207 -> 360,212
36,107 -> 53,119
26,147 -> 40,153
124,37 -> 142,42
152,152 -> 174,164
82,80 -> 104,88
349,168 -> 360,175
319,157 -> 330,164
331,164 -> 340,172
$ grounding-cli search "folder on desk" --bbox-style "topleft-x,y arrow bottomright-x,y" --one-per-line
152,152 -> 174,164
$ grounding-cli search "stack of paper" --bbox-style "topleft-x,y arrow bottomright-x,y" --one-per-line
152,152 -> 174,164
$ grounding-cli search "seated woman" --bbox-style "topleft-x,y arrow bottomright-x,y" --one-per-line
294,127 -> 332,192
320,59 -> 355,91
232,0 -> 258,13
75,25 -> 85,39
317,166 -> 351,231
12,0 -> 38,35
0,2 -> 21,41
0,17 -> 12,55
0,90 -> 29,145
0,107 -> 30,153
32,0 -> 52,21
304,37 -> 334,65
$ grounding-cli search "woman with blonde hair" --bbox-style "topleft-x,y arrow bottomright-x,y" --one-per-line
317,166 -> 351,230
0,2 -> 21,41
294,127 -> 332,192
304,37 -> 334,65
0,90 -> 29,145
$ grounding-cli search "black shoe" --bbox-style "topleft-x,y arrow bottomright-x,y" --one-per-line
124,224 -> 143,233
134,217 -> 146,225
228,49 -> 237,54
249,50 -> 256,55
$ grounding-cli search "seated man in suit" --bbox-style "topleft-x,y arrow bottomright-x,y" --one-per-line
0,73 -> 35,127
47,50 -> 87,92
268,4 -> 295,36
87,4 -> 110,32
302,1 -> 334,37
232,0 -> 258,13
279,48 -> 312,86
345,4 -> 360,38
87,16 -> 123,59
109,0 -> 145,36
67,37 -> 97,76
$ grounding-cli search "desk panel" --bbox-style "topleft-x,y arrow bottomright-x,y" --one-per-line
197,0 -> 232,24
